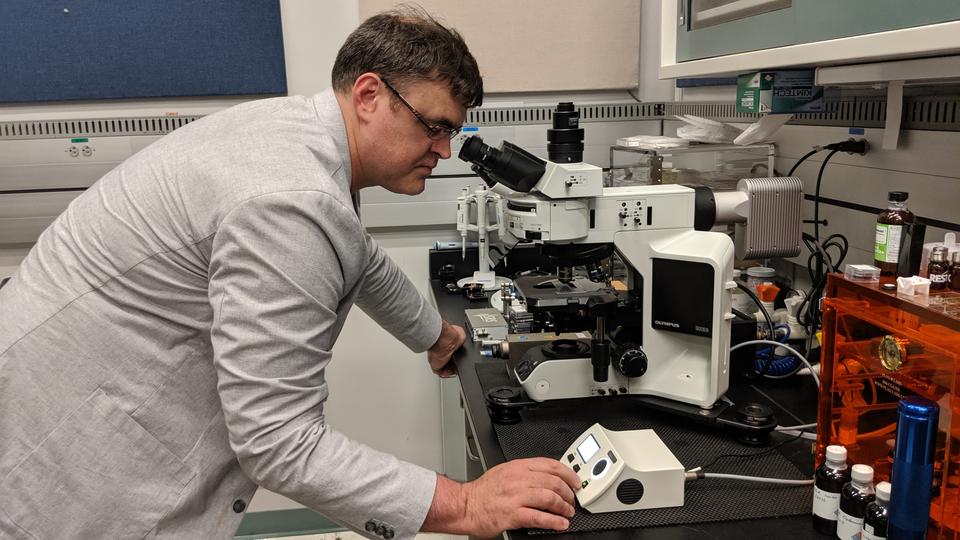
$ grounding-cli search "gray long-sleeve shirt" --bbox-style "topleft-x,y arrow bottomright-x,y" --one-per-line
0,89 -> 442,540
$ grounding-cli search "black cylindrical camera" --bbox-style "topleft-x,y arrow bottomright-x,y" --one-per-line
547,102 -> 584,163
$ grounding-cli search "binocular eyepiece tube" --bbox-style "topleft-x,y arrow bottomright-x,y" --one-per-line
458,136 -> 546,193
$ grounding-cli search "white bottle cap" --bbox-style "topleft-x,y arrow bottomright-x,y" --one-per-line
825,445 -> 847,464
851,464 -> 874,483
875,481 -> 891,501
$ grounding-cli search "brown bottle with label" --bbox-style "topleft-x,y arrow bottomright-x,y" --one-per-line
928,247 -> 950,291
874,192 -> 915,283
951,251 -> 960,291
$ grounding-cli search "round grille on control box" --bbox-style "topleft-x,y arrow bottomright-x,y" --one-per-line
616,479 -> 644,505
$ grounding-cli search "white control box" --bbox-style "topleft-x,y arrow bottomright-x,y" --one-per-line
561,423 -> 685,513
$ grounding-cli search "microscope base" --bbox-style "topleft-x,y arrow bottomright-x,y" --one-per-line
508,355 -> 777,446
457,272 -> 511,292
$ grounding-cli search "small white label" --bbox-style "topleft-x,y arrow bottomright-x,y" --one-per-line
874,224 -> 903,263
861,525 -> 883,540
837,509 -> 862,540
887,226 -> 902,260
812,486 -> 841,520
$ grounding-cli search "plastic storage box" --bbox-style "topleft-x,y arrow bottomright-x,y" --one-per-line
843,264 -> 881,282
607,142 -> 775,190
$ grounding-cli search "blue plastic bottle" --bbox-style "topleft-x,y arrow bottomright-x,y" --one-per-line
888,396 -> 939,540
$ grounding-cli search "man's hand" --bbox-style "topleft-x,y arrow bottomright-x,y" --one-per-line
422,458 -> 580,538
427,320 -> 465,377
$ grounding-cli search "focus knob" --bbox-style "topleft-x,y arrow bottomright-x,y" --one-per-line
616,347 -> 648,378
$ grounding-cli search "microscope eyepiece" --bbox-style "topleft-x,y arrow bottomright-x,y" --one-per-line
457,135 -> 546,193
457,135 -> 493,165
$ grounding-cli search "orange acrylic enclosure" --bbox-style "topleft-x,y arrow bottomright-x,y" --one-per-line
817,273 -> 960,538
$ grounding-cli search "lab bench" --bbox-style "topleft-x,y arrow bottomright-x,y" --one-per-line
429,250 -> 826,539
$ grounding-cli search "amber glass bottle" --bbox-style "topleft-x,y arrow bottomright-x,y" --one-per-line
950,251 -> 960,291
928,247 -> 950,291
874,192 -> 915,282
813,445 -> 851,535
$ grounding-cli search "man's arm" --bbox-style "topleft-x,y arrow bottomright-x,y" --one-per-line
209,191 -> 437,539
353,235 -> 467,375
353,233 -> 442,353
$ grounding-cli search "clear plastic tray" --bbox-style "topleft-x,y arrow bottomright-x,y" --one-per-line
843,263 -> 880,282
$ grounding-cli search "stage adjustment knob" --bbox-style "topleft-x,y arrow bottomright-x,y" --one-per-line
616,347 -> 648,378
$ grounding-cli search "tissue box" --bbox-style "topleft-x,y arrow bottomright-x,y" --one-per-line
736,70 -> 824,114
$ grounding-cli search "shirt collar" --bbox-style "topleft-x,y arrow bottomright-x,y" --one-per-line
312,88 -> 353,192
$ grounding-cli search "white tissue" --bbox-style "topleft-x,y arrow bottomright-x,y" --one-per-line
896,276 -> 931,296
733,114 -> 793,145
674,115 -> 744,144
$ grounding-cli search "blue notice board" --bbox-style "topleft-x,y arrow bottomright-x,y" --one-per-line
0,0 -> 287,103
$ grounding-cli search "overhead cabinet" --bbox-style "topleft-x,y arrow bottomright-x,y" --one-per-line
661,0 -> 960,78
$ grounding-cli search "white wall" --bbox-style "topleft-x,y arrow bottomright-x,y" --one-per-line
279,0 -> 359,96
0,245 -> 29,278
360,0 -> 641,93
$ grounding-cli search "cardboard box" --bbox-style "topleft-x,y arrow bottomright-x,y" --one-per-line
736,70 -> 824,114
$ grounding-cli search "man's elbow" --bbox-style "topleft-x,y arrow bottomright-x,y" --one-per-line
232,421 -> 326,492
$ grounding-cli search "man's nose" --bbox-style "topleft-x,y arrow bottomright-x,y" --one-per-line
432,136 -> 452,159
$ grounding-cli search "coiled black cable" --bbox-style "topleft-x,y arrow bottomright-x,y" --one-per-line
797,232 -> 849,334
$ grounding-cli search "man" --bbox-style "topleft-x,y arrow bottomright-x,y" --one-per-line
0,6 -> 578,540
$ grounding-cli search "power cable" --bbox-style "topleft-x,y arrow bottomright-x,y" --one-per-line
686,471 -> 814,486
687,432 -> 804,473
787,148 -> 820,177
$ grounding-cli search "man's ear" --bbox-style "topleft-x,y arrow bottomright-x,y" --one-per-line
352,73 -> 384,124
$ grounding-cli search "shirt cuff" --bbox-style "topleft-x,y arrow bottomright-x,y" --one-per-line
395,465 -> 438,539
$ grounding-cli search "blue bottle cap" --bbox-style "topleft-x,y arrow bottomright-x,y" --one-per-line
894,396 -> 939,465
899,396 -> 939,420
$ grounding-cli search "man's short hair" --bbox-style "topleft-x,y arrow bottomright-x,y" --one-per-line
332,5 -> 483,108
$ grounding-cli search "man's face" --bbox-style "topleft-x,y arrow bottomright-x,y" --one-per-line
364,78 -> 466,195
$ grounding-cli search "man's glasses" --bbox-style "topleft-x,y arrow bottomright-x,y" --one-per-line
382,79 -> 461,141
